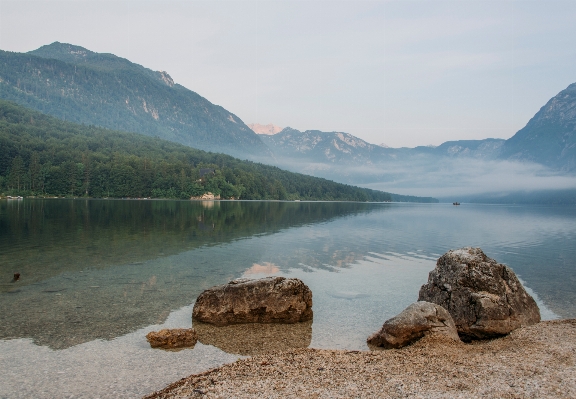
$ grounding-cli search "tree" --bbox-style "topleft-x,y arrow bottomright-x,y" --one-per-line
8,156 -> 25,191
29,152 -> 41,192
82,153 -> 91,196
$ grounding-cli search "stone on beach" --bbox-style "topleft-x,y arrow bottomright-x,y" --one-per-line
418,247 -> 541,340
192,277 -> 313,326
367,301 -> 460,349
146,328 -> 198,349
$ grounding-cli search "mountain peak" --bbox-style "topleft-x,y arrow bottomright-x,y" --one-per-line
29,42 -> 96,63
248,123 -> 283,135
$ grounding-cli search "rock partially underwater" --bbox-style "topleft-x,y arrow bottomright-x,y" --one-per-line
367,301 -> 459,349
418,247 -> 540,340
192,277 -> 313,326
146,328 -> 198,349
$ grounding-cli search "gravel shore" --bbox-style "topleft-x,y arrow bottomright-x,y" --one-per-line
145,319 -> 576,399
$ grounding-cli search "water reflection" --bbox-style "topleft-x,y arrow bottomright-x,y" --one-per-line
0,199 -> 379,292
0,200 -> 380,349
193,320 -> 313,356
0,201 -> 574,399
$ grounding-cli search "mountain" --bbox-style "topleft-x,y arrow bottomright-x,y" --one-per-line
0,99 -> 404,202
260,82 -> 576,176
0,42 -> 269,159
248,123 -> 283,135
260,128 -> 506,165
500,83 -> 576,172
259,128 -> 386,165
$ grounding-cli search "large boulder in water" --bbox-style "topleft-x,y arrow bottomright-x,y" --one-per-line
192,277 -> 313,326
367,301 -> 460,349
418,247 -> 541,340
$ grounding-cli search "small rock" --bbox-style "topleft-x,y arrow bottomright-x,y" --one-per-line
367,301 -> 459,349
192,277 -> 313,326
418,247 -> 541,340
145,328 -> 198,349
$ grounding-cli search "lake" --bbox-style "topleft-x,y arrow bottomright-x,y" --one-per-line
1,199 -> 574,398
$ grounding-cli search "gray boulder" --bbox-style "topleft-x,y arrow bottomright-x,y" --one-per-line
367,301 -> 459,349
418,247 -> 541,340
192,277 -> 313,326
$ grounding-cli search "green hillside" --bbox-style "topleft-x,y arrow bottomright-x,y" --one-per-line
0,42 -> 269,159
0,100 -> 394,201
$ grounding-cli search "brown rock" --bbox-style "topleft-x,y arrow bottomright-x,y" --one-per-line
192,277 -> 313,326
367,301 -> 459,349
418,247 -> 541,340
146,328 -> 198,349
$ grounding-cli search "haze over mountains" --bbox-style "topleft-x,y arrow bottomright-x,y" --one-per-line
253,83 -> 576,201
1,42 -> 575,202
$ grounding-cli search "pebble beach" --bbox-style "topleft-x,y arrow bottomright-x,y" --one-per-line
145,319 -> 576,399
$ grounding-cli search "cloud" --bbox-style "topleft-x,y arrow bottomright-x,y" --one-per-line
360,158 -> 576,198
266,154 -> 576,199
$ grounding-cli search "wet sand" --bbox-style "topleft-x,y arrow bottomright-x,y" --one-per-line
145,319 -> 576,398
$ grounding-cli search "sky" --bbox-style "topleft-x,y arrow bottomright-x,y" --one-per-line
1,0 -> 576,148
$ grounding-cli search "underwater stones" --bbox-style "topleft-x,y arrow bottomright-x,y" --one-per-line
193,320 -> 313,356
192,277 -> 313,326
146,328 -> 198,349
367,301 -> 459,349
418,247 -> 541,340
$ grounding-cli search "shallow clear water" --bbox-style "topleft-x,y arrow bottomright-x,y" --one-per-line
0,199 -> 574,398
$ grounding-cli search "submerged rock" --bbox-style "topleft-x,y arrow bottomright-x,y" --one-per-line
192,277 -> 313,326
146,328 -> 198,349
367,301 -> 459,349
418,247 -> 541,340
193,320 -> 313,356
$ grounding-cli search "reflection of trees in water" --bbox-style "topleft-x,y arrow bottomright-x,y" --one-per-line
0,199 -> 384,290
0,200 -> 386,349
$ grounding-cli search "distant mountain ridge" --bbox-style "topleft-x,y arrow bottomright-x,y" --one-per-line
260,128 -> 506,165
256,84 -> 576,199
259,82 -> 576,177
0,42 -> 269,159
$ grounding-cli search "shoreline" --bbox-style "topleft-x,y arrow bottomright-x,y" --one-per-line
145,319 -> 576,398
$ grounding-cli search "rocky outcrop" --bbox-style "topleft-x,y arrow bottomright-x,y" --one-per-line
145,328 -> 198,349
192,277 -> 313,326
367,301 -> 459,349
418,247 -> 541,340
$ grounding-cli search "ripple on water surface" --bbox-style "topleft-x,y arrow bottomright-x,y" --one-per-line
0,200 -> 573,398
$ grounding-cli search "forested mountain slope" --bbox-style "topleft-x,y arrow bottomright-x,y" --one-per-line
0,42 -> 269,159
0,100 -> 403,202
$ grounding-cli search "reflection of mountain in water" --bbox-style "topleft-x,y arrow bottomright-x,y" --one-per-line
0,199 -> 384,349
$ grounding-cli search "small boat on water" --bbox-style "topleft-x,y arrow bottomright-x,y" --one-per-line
6,196 -> 23,200
453,202 -> 460,206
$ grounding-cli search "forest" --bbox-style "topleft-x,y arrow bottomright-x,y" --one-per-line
0,100 -> 393,202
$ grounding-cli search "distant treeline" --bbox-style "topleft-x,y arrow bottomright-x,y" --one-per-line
0,100 -> 393,201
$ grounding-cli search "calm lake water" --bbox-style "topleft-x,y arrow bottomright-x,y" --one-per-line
1,199 -> 574,398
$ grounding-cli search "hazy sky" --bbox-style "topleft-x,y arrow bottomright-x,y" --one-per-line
1,0 -> 576,147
